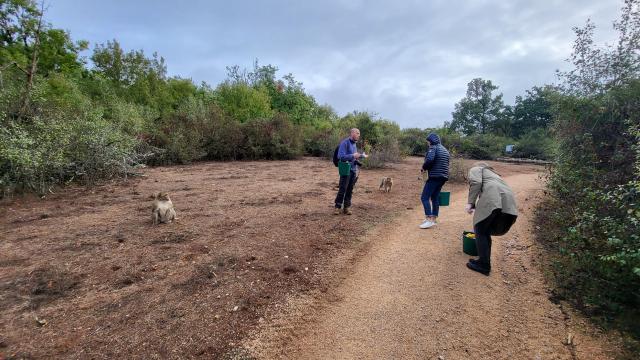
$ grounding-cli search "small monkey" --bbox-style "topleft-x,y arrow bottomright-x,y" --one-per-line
379,177 -> 393,193
151,192 -> 176,225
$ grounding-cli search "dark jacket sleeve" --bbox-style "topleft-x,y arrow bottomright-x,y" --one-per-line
422,147 -> 436,171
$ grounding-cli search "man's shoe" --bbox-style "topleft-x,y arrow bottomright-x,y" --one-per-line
334,207 -> 342,215
469,258 -> 479,265
343,207 -> 352,215
419,220 -> 434,229
466,261 -> 490,275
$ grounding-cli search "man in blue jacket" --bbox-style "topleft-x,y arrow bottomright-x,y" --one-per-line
334,128 -> 365,215
420,133 -> 450,228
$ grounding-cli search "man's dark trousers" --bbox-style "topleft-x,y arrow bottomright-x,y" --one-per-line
335,170 -> 358,208
474,209 -> 517,269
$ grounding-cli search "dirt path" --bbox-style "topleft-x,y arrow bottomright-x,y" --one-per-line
246,172 -> 615,359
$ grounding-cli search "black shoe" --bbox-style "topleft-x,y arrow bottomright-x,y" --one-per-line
469,258 -> 491,267
466,261 -> 490,276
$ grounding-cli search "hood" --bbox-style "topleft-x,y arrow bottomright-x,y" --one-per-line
426,133 -> 440,145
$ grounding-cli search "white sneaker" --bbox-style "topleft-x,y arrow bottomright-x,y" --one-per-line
419,220 -> 434,229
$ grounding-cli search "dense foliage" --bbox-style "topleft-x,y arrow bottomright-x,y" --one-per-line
538,0 -> 640,351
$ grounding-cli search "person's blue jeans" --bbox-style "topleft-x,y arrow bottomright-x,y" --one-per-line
421,177 -> 447,217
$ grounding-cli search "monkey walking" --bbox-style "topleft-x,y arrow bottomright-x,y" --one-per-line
379,177 -> 393,193
151,192 -> 177,225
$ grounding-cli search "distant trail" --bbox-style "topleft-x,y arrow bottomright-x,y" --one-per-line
246,172 -> 614,359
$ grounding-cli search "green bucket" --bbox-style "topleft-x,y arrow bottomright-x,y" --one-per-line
439,191 -> 451,206
338,161 -> 351,176
463,231 -> 478,256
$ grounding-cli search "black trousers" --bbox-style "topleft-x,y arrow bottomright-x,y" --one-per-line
474,209 -> 517,268
335,170 -> 358,208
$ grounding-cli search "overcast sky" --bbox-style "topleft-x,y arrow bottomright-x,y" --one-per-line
47,0 -> 622,128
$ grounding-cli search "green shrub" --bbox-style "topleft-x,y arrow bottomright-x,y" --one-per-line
541,81 -> 640,339
448,148 -> 469,183
514,128 -> 555,160
303,126 -> 342,158
242,114 -> 303,160
362,136 -> 402,169
439,132 -> 511,160
203,107 -> 245,161
399,128 -> 430,156
150,97 -> 212,164
214,82 -> 273,123
0,116 -> 145,196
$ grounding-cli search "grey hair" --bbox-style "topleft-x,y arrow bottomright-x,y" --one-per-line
350,128 -> 360,134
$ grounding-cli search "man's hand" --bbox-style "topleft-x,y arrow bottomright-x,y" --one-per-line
354,152 -> 361,159
465,203 -> 475,214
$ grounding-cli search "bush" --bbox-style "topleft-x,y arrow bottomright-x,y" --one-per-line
149,97 -> 212,164
302,126 -> 342,158
203,108 -> 245,161
242,114 -> 303,160
362,136 -> 402,169
448,148 -> 469,183
541,81 -> 640,339
514,128 -> 555,160
439,132 -> 511,160
0,116 -> 146,196
64,117 -> 147,184
399,128 -> 430,155
214,82 -> 273,123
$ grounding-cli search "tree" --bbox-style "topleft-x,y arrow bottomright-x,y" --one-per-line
0,0 -> 45,116
1,0 -> 41,73
449,78 -> 507,135
224,61 -> 319,124
37,28 -> 87,76
558,0 -> 640,95
91,40 -> 166,87
1,1 -> 86,78
91,40 -> 170,111
511,86 -> 555,138
214,82 -> 273,123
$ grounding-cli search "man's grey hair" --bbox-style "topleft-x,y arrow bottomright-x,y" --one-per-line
350,128 -> 360,134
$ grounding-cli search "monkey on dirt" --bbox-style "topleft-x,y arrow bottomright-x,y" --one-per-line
151,192 -> 176,225
379,177 -> 393,193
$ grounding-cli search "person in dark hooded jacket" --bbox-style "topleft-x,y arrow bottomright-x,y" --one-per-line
419,133 -> 450,229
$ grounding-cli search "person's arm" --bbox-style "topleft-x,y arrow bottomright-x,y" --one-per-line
467,168 -> 483,206
422,147 -> 436,171
338,140 -> 354,162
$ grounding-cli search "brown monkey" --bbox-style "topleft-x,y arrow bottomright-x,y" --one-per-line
379,177 -> 393,193
151,192 -> 177,225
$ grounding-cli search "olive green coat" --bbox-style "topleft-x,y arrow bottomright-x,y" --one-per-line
467,166 -> 518,226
